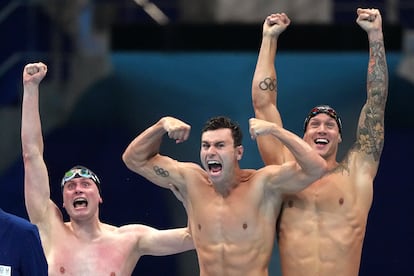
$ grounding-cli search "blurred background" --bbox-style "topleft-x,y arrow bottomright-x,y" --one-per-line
0,0 -> 413,275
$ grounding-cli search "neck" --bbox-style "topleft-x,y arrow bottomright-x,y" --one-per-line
212,167 -> 241,197
323,154 -> 339,171
69,216 -> 102,240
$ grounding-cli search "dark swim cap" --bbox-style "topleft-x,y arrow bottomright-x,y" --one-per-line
61,165 -> 101,193
303,105 -> 342,133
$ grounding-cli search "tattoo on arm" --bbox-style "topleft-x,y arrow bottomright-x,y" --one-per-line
333,160 -> 351,176
367,41 -> 388,98
153,165 -> 170,177
357,107 -> 385,161
357,40 -> 387,161
259,77 -> 277,92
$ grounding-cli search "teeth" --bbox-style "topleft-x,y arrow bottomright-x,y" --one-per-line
207,160 -> 222,172
315,138 -> 328,144
73,198 -> 88,208
74,198 -> 87,203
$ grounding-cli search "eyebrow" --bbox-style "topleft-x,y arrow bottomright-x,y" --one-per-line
310,116 -> 336,122
201,140 -> 226,145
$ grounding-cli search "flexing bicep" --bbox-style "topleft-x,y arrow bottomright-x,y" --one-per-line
138,226 -> 194,256
127,152 -> 189,193
265,162 -> 319,194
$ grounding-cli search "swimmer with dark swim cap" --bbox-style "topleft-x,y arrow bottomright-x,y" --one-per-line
61,165 -> 101,193
303,105 -> 342,134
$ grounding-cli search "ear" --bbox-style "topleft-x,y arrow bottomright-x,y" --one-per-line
236,145 -> 244,160
338,134 -> 342,143
99,196 -> 103,204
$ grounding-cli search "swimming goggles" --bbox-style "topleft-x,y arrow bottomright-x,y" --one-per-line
61,168 -> 100,188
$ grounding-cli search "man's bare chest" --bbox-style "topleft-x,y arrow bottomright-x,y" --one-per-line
47,236 -> 137,276
282,172 -> 371,222
188,190 -> 278,244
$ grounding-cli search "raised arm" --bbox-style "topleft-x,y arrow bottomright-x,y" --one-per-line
251,13 -> 291,166
21,62 -> 57,225
250,118 -> 327,192
122,116 -> 192,192
354,8 -> 388,175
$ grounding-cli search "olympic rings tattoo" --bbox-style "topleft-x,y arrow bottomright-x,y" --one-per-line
259,77 -> 276,91
153,166 -> 169,177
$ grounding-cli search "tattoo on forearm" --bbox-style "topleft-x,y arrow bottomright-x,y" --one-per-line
153,165 -> 169,177
357,40 -> 387,161
259,77 -> 276,92
367,41 -> 387,102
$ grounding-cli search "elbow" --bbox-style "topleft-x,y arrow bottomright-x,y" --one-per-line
252,93 -> 271,112
22,146 -> 42,164
122,151 -> 140,172
121,151 -> 131,167
302,160 -> 327,181
252,94 -> 262,110
314,161 -> 328,179
183,229 -> 195,251
122,150 -> 151,174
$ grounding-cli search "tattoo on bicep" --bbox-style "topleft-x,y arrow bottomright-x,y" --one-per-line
259,77 -> 276,92
357,107 -> 384,161
153,165 -> 170,177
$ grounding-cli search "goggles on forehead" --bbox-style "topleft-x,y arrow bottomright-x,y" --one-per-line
309,106 -> 338,118
303,105 -> 342,133
61,168 -> 100,189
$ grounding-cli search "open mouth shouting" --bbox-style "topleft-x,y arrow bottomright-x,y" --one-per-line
73,197 -> 88,209
207,160 -> 222,176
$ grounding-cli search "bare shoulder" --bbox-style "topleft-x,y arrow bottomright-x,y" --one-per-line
240,168 -> 275,190
178,161 -> 209,181
239,168 -> 284,208
115,223 -> 153,234
180,161 -> 204,172
106,224 -> 156,244
240,168 -> 261,180
254,162 -> 294,179
322,151 -> 376,199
